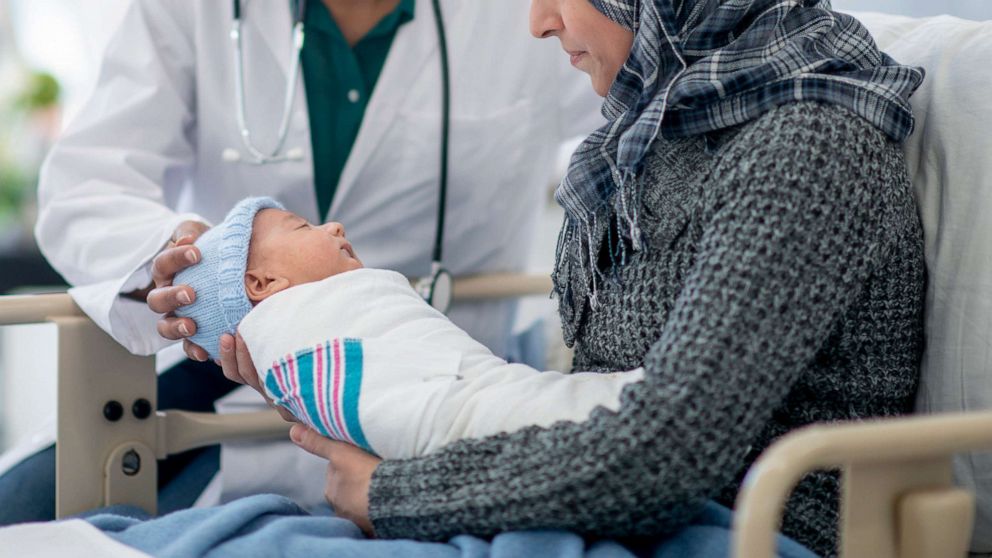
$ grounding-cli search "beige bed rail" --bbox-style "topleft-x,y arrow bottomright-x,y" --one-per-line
6,285 -> 982,556
449,273 -> 552,300
733,411 -> 991,558
0,293 -> 292,517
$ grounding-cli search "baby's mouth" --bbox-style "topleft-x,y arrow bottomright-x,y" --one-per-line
340,241 -> 356,259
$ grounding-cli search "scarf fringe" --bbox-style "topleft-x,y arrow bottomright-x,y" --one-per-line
552,172 -> 645,319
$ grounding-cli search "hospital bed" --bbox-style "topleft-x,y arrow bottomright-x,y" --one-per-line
0,10 -> 990,558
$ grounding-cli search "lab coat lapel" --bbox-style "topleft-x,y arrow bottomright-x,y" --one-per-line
329,0 -> 465,220
246,0 -> 293,83
231,0 -> 302,158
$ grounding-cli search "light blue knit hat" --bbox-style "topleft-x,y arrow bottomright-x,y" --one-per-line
174,197 -> 286,360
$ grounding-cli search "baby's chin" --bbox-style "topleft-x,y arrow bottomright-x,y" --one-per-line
344,251 -> 364,270
329,258 -> 364,277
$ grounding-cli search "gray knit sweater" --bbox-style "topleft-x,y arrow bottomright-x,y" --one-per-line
367,102 -> 925,557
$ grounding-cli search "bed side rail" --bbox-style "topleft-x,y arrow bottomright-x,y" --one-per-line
0,293 -> 289,517
733,411 -> 992,558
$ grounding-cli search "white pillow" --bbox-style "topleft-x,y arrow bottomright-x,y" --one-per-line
849,11 -> 992,553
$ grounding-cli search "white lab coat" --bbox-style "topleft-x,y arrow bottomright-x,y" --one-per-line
24,0 -> 603,507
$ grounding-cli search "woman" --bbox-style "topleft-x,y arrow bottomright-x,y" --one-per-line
231,0 -> 926,555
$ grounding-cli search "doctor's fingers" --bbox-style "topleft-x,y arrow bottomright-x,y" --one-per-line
151,244 -> 202,289
170,220 -> 210,246
183,339 -> 210,363
155,314 -> 197,341
147,284 -> 197,315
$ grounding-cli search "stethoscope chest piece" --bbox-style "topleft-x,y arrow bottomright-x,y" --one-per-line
417,264 -> 453,315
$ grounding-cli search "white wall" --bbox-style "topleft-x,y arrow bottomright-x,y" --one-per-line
833,0 -> 991,20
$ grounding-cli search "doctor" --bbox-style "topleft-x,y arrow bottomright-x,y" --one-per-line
0,0 -> 601,523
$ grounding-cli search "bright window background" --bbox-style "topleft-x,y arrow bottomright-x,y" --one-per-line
0,0 -> 989,453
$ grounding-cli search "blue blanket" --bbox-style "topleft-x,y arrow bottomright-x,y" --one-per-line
85,495 -> 816,558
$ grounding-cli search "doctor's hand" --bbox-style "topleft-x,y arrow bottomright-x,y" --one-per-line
145,221 -> 211,361
218,333 -> 298,423
291,423 -> 380,537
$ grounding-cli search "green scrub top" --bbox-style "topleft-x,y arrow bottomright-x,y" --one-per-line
300,0 -> 416,220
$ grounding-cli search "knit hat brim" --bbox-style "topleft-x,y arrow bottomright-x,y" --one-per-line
174,197 -> 286,360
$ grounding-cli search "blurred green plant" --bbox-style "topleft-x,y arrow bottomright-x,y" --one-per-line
0,163 -> 27,217
13,71 -> 59,112
0,69 -> 61,225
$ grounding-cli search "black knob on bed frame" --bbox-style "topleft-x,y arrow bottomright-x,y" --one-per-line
103,400 -> 124,422
132,398 -> 153,420
122,449 -> 141,476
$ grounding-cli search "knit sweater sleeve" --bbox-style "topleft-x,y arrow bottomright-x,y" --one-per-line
367,114 -> 898,541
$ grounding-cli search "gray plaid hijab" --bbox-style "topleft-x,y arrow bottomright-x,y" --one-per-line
553,0 -> 923,321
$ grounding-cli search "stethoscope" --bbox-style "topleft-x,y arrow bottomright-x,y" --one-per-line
226,0 -> 454,313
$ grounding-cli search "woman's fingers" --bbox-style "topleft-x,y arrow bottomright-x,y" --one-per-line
218,334 -> 245,384
289,426 -> 379,536
218,333 -> 261,389
151,245 -> 201,288
276,406 -> 297,423
290,424 -> 335,459
234,333 -> 261,391
217,334 -> 289,419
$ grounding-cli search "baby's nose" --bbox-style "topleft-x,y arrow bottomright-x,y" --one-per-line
324,222 -> 345,237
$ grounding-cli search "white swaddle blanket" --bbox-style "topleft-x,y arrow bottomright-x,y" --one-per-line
239,268 -> 643,459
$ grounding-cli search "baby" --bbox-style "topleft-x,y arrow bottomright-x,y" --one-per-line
175,197 -> 643,459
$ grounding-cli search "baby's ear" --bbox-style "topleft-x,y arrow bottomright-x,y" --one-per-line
244,269 -> 291,304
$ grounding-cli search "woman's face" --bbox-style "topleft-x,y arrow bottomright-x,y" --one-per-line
530,0 -> 635,97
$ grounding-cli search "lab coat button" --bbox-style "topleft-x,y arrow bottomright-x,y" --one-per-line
347,89 -> 360,103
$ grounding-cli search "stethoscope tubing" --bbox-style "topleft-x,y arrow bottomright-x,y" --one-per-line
429,0 -> 450,270
230,0 -> 453,310
231,0 -> 307,164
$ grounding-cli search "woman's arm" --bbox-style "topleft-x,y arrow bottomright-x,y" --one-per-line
367,117 -> 908,541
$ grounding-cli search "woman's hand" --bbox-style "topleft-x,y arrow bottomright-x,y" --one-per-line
144,220 -> 211,361
290,423 -> 381,536
219,332 -> 297,422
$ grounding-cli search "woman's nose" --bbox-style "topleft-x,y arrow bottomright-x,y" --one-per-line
530,0 -> 563,39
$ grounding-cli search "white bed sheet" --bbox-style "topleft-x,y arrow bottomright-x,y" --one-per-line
0,519 -> 149,558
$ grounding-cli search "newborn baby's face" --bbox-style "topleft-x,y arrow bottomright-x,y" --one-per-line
244,209 -> 363,303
